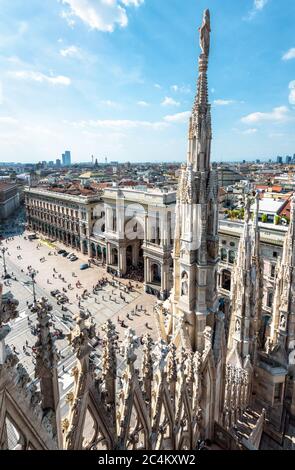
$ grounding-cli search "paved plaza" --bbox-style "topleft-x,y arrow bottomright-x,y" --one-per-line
0,227 -> 158,415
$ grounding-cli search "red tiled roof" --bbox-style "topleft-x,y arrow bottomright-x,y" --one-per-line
0,182 -> 16,191
279,199 -> 291,218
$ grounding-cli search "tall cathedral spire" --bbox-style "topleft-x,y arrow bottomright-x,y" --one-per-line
161,9 -> 219,353
270,194 -> 295,355
34,297 -> 62,447
227,193 -> 263,364
188,9 -> 212,172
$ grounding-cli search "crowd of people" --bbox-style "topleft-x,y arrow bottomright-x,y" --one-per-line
1,232 -> 154,377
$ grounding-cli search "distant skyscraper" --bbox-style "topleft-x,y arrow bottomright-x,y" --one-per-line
286,155 -> 292,164
61,150 -> 71,166
56,159 -> 61,168
277,156 -> 283,164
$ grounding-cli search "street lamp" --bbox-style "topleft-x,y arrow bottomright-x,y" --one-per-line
0,246 -> 10,279
27,269 -> 37,305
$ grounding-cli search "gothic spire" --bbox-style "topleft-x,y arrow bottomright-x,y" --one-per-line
188,9 -> 212,172
270,194 -> 295,352
34,297 -> 62,447
228,193 -> 262,363
141,334 -> 154,403
101,320 -> 117,407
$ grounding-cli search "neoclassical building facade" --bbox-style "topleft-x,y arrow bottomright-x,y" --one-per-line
25,186 -> 175,300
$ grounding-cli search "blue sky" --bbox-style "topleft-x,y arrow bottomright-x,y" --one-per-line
0,0 -> 294,164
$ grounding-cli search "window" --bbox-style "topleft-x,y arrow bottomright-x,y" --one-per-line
270,265 -> 276,278
220,248 -> 227,262
221,270 -> 231,291
222,240 -> 227,245
273,251 -> 278,258
267,292 -> 273,308
228,250 -> 235,264
274,383 -> 282,402
181,272 -> 188,296
230,242 -> 235,247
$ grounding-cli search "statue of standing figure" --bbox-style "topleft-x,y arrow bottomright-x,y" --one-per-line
199,9 -> 211,56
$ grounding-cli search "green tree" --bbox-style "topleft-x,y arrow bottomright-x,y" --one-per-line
261,214 -> 268,223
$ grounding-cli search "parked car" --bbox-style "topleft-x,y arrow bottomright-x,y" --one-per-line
28,234 -> 38,240
58,249 -> 66,254
62,251 -> 69,257
67,252 -> 75,259
80,263 -> 89,270
70,256 -> 78,262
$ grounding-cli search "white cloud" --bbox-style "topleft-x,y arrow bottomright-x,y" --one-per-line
60,45 -> 81,58
0,116 -> 18,125
213,99 -> 235,106
137,100 -> 150,107
254,0 -> 268,11
245,0 -> 268,20
241,106 -> 291,124
161,96 -> 180,107
164,111 -> 190,123
289,81 -> 295,105
282,48 -> 295,61
242,128 -> 258,135
60,0 -> 144,33
70,118 -> 168,131
8,70 -> 71,86
121,0 -> 144,5
154,83 -> 161,89
101,100 -> 121,108
170,84 -> 191,94
60,9 -> 76,27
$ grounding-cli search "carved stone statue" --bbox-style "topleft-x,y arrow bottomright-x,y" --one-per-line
199,9 -> 211,56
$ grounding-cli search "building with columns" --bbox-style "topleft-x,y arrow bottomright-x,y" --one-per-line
0,182 -> 20,219
25,185 -> 176,300
96,186 -> 175,300
24,187 -> 101,254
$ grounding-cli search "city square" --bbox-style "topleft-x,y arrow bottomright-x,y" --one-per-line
0,220 -> 158,417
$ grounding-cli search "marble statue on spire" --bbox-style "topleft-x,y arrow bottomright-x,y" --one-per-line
199,9 -> 211,56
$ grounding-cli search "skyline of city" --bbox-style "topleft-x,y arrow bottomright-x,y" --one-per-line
0,0 -> 294,164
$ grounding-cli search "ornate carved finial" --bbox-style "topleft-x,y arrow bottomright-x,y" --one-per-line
33,297 -> 62,447
121,329 -> 138,366
141,334 -> 153,379
34,297 -> 58,378
102,319 -> 117,377
203,326 -> 213,353
70,310 -> 96,360
167,343 -> 177,382
0,283 -> 19,326
244,194 -> 251,223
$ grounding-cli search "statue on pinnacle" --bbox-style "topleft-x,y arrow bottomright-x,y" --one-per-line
199,9 -> 211,56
